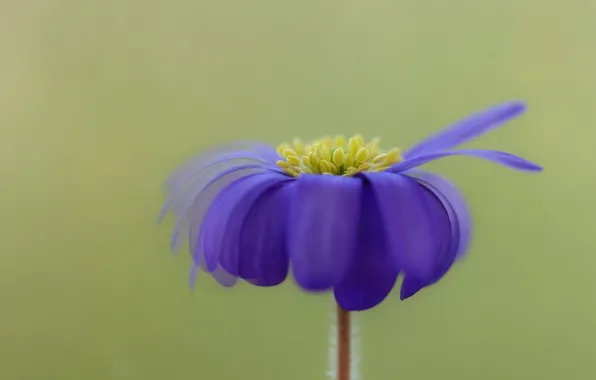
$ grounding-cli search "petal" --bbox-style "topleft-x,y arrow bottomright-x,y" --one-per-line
159,144 -> 281,223
211,266 -> 239,288
234,184 -> 290,286
184,168 -> 280,273
389,149 -> 542,174
288,175 -> 362,291
364,172 -> 452,282
189,255 -> 241,288
404,101 -> 527,158
189,254 -> 239,289
398,172 -> 465,300
408,170 -> 471,260
170,164 -> 277,252
334,179 -> 399,311
400,276 -> 426,300
189,264 -> 200,289
197,172 -> 290,273
164,142 -> 279,193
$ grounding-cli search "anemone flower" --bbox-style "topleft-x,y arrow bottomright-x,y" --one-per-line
159,101 -> 541,380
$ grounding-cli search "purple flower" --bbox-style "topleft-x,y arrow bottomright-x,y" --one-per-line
159,101 -> 541,311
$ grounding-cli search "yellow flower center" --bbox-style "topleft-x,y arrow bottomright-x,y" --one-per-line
275,135 -> 402,177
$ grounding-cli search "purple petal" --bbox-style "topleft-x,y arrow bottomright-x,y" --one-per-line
389,149 -> 542,174
404,101 -> 527,158
211,266 -> 239,288
159,145 -> 281,223
233,184 -> 290,286
408,170 -> 471,260
400,276 -> 426,300
165,142 -> 279,192
364,172 -> 452,282
334,180 -> 399,311
184,168 -> 271,275
288,175 -> 362,291
398,172 -> 467,300
170,164 -> 275,252
189,263 -> 238,289
398,204 -> 456,300
189,265 -> 200,289
197,172 -> 290,273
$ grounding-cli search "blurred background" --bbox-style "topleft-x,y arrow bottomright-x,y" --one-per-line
1,0 -> 594,379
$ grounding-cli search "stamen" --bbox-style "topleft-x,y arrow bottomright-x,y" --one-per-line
343,154 -> 354,170
334,135 -> 346,148
276,143 -> 290,156
276,160 -> 291,169
354,147 -> 370,164
286,155 -> 300,166
332,148 -> 345,167
275,134 -> 403,177
320,145 -> 332,162
371,153 -> 387,165
292,138 -> 305,155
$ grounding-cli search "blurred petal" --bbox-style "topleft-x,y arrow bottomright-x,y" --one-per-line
288,175 -> 362,291
197,172 -> 290,273
190,260 -> 238,288
211,266 -> 239,288
365,172 -> 452,282
170,164 -> 274,252
159,145 -> 281,223
184,167 -> 270,274
334,180 -> 399,311
389,149 -> 542,173
234,184 -> 290,286
408,170 -> 471,260
404,101 -> 526,158
189,264 -> 200,289
165,142 -> 279,192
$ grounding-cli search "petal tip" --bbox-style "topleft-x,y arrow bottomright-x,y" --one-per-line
157,209 -> 168,224
400,276 -> 426,300
189,266 -> 199,289
515,159 -> 543,172
399,289 -> 418,301
507,100 -> 527,113
492,100 -> 527,117
292,274 -> 335,292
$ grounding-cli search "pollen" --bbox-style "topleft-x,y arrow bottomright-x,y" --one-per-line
275,135 -> 402,177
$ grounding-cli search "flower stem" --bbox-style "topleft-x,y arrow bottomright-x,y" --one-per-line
337,304 -> 351,380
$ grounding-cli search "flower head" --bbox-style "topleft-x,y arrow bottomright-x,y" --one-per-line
159,101 -> 541,311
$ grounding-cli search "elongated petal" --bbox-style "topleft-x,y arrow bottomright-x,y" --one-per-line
198,172 -> 290,273
211,266 -> 239,288
334,179 -> 399,311
164,142 -> 279,193
404,101 -> 526,157
159,146 -> 281,223
184,167 -> 271,274
170,164 -> 276,252
189,265 -> 200,289
288,175 -> 362,291
365,172 -> 452,282
189,262 -> 238,288
408,170 -> 471,260
233,184 -> 290,286
389,149 -> 542,173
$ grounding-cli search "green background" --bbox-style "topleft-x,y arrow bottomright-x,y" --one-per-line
1,1 -> 593,379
